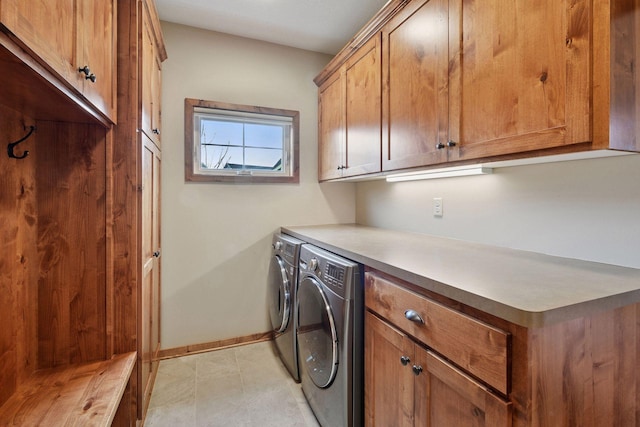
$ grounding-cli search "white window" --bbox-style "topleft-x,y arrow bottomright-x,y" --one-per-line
185,98 -> 299,183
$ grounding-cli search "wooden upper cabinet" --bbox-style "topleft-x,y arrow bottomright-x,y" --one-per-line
151,54 -> 162,146
0,0 -> 76,82
345,35 -> 382,177
77,0 -> 116,120
0,0 -> 116,122
316,0 -> 640,180
141,13 -> 155,143
318,35 -> 381,181
318,71 -> 345,181
447,0 -> 590,161
141,0 -> 164,147
382,0 -> 449,171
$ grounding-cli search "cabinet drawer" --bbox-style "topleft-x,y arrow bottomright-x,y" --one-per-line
365,272 -> 510,394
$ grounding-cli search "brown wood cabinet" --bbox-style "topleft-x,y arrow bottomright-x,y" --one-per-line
365,312 -> 512,427
446,0 -> 590,162
140,132 -> 162,415
114,0 -> 166,421
365,272 -> 512,426
77,0 -> 117,120
0,0 -> 117,121
365,311 -> 416,427
316,0 -> 640,180
381,0 -> 449,171
318,35 -> 381,180
365,268 -> 640,426
0,0 -> 164,423
141,1 -> 163,147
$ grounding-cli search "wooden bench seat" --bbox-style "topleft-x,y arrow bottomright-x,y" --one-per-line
0,352 -> 136,426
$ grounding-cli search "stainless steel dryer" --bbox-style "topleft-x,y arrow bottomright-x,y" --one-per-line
268,232 -> 305,381
297,244 -> 363,427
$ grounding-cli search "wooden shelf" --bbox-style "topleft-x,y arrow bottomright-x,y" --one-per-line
0,352 -> 136,426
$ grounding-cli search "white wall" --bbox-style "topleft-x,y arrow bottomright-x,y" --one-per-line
160,22 -> 355,350
356,154 -> 640,269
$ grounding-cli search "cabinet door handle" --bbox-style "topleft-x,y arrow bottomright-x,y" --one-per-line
404,309 -> 424,324
78,65 -> 91,76
152,128 -> 160,135
435,142 -> 445,150
86,73 -> 97,83
412,365 -> 423,376
153,251 -> 160,258
447,140 -> 457,147
400,356 -> 410,366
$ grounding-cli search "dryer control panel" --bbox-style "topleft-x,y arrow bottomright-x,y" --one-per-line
299,244 -> 360,299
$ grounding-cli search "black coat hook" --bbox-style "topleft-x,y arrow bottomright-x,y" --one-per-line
7,125 -> 36,159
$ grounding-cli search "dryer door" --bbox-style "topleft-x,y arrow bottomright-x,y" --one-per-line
297,276 -> 339,388
268,254 -> 291,333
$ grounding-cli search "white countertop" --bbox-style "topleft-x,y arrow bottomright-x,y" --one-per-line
282,224 -> 640,327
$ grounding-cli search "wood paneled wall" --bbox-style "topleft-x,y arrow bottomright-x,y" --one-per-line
0,105 -> 38,407
35,121 -> 108,368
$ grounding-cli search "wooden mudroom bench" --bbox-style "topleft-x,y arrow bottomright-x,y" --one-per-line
0,352 -> 136,426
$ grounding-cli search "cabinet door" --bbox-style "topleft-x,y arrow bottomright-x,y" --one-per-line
414,347 -> 511,427
318,71 -> 345,181
77,0 -> 116,120
141,9 -> 155,142
150,53 -> 162,147
0,0 -> 76,83
151,141 -> 161,360
382,0 -> 449,171
365,311 -> 414,427
140,133 -> 161,416
448,0 -> 590,161
141,3 -> 162,147
344,35 -> 381,177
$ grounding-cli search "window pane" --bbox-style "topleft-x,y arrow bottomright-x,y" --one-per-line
201,119 -> 243,147
245,147 -> 283,170
201,145 -> 243,170
245,123 -> 285,149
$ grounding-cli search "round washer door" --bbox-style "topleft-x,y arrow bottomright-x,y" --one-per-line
297,276 -> 338,388
268,254 -> 290,333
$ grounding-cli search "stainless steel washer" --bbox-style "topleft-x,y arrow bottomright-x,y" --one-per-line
297,244 -> 363,427
268,232 -> 305,381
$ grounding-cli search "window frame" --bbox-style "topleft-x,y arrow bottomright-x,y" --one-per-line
184,98 -> 300,183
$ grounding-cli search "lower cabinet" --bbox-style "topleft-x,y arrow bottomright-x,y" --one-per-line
365,311 -> 511,426
364,268 -> 640,426
365,310 -> 415,426
364,273 -> 512,427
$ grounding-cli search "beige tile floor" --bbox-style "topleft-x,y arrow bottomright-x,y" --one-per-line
145,341 -> 321,427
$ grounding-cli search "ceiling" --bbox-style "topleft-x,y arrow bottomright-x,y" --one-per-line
154,0 -> 390,55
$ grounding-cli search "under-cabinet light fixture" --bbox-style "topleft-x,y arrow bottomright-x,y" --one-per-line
386,166 -> 493,182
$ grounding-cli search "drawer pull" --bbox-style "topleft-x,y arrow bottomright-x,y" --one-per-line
412,365 -> 423,376
404,309 -> 424,324
400,356 -> 410,366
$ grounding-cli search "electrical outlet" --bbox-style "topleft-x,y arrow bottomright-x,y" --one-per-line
433,198 -> 443,217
